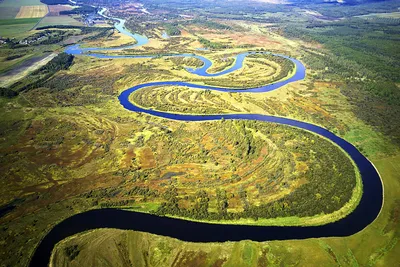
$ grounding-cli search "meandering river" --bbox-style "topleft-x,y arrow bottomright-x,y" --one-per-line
29,8 -> 383,266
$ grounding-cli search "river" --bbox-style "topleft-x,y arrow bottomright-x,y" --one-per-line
29,8 -> 383,266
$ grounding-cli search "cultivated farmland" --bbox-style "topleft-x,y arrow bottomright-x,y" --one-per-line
36,15 -> 83,28
0,18 -> 40,38
15,5 -> 48,19
0,0 -> 44,19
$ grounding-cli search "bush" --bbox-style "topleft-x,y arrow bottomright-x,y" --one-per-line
64,244 -> 80,261
0,88 -> 18,98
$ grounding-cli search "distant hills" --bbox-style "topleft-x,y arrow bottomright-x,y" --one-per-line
288,0 -> 388,5
40,0 -> 71,5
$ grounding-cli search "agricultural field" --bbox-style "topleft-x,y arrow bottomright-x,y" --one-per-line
0,0 -> 81,37
0,0 -> 44,19
15,5 -> 48,19
48,4 -> 74,16
35,15 -> 83,28
0,18 -> 40,38
0,0 -> 399,266
0,0 -> 46,36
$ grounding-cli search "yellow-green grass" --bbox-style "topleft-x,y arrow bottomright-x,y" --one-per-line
129,86 -> 244,114
207,55 -> 236,74
128,85 -> 336,146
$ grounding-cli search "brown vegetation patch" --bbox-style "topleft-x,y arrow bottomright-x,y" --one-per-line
137,146 -> 156,169
0,112 -> 117,207
172,250 -> 211,267
122,147 -> 136,169
5,171 -> 121,223
383,200 -> 400,234
180,29 -> 192,37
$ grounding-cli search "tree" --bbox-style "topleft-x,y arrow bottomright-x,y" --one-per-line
216,189 -> 228,218
192,190 -> 209,219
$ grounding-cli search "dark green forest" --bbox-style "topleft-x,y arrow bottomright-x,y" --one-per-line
284,16 -> 400,145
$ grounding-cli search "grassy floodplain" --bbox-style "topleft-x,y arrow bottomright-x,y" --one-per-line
0,0 -> 399,266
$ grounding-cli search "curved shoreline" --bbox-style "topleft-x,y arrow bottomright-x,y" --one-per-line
29,8 -> 383,267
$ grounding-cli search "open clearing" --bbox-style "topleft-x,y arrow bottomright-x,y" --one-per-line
15,5 -> 48,19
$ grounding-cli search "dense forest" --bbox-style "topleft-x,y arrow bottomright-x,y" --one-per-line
60,6 -> 98,15
284,16 -> 400,145
0,87 -> 18,98
198,37 -> 230,49
164,23 -> 181,36
189,19 -> 232,31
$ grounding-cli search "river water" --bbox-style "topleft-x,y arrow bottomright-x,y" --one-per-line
29,8 -> 383,266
